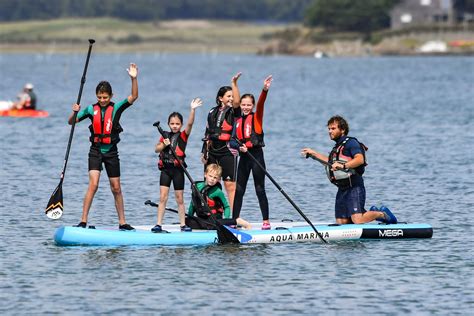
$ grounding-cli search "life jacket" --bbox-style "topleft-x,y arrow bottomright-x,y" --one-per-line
326,136 -> 368,188
23,92 -> 36,110
192,181 -> 224,218
88,103 -> 122,145
158,131 -> 188,170
235,113 -> 265,148
207,106 -> 234,142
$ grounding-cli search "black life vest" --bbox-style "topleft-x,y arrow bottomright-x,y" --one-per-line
24,91 -> 37,110
192,181 -> 224,218
326,136 -> 368,188
88,103 -> 123,145
207,106 -> 234,142
158,131 -> 188,170
235,113 -> 265,148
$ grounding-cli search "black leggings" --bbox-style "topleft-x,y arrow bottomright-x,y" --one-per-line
232,147 -> 269,220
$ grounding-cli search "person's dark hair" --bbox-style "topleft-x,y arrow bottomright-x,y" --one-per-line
168,112 -> 183,124
328,115 -> 349,135
215,86 -> 232,106
240,93 -> 255,105
96,81 -> 112,95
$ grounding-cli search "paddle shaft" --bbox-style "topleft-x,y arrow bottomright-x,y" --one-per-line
144,200 -> 215,228
61,39 -> 95,180
234,137 -> 327,243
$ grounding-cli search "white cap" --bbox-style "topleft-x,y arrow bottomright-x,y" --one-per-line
25,83 -> 34,90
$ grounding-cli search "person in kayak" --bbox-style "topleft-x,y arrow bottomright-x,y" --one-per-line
187,164 -> 251,230
201,73 -> 241,209
13,83 -> 37,110
151,98 -> 203,233
232,74 -> 273,230
68,63 -> 138,231
301,115 -> 397,225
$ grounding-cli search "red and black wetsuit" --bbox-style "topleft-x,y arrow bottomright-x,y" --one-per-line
232,89 -> 269,221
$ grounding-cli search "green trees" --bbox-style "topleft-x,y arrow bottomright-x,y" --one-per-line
0,0 -> 312,22
304,0 -> 400,36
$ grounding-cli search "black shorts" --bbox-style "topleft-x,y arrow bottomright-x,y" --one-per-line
207,154 -> 237,182
88,145 -> 120,178
159,166 -> 185,190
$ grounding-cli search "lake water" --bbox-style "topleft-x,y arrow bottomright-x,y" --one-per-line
0,52 -> 473,315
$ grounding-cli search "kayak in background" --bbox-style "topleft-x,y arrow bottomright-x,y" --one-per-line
0,108 -> 49,118
54,221 -> 433,246
0,100 -> 13,110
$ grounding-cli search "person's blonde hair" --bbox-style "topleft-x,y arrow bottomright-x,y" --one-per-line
205,164 -> 222,177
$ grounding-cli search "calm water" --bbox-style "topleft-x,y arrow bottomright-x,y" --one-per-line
0,53 -> 473,315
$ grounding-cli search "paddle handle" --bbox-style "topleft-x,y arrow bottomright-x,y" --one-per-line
61,39 -> 95,178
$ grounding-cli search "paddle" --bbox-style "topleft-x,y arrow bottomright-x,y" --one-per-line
45,39 -> 95,220
144,199 -> 220,229
305,152 -> 352,172
153,121 -> 240,244
233,137 -> 327,243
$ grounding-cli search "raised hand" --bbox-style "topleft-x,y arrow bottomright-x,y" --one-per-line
232,72 -> 242,83
263,75 -> 273,91
190,98 -> 203,109
127,63 -> 138,78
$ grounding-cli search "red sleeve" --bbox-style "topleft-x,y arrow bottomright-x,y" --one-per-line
180,130 -> 188,142
254,89 -> 267,134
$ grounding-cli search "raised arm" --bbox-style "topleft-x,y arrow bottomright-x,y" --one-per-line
126,63 -> 138,104
184,98 -> 203,136
254,75 -> 273,133
231,72 -> 241,108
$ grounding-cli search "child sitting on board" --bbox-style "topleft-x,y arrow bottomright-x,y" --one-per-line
187,164 -> 251,230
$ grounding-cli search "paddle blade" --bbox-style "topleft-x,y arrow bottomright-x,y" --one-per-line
45,184 -> 64,220
222,226 -> 253,243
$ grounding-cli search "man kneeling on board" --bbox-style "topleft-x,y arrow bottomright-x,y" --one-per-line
301,115 -> 397,225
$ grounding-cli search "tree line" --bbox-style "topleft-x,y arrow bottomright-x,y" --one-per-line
0,0 -> 313,22
1,0 -> 473,34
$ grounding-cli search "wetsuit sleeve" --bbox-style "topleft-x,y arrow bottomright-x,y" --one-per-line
254,89 -> 267,134
113,98 -> 132,114
77,105 -> 93,122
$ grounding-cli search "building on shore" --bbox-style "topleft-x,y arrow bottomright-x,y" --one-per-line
389,0 -> 474,29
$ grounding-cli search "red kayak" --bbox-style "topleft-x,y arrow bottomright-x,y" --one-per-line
0,109 -> 49,118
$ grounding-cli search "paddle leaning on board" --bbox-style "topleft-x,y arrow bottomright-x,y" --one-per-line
45,39 -> 95,220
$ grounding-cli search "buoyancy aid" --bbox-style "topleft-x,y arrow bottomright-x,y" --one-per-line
235,113 -> 265,148
207,106 -> 234,142
23,91 -> 36,110
192,182 -> 224,218
158,131 -> 188,169
326,136 -> 368,188
88,103 -> 123,145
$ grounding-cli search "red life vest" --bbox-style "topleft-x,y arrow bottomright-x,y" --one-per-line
89,103 -> 121,145
207,106 -> 233,141
235,113 -> 265,148
158,131 -> 188,170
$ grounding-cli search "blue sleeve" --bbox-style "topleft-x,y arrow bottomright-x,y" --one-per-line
345,139 -> 363,158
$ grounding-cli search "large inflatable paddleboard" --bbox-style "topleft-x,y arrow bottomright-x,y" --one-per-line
54,221 -> 433,246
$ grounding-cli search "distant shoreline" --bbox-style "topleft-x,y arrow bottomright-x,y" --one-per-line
1,18 -> 473,56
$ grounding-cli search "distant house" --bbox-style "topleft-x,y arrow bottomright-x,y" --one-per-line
390,0 -> 455,29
